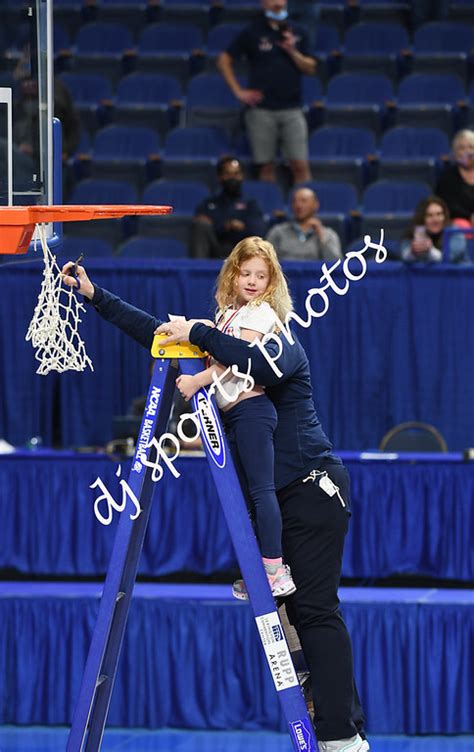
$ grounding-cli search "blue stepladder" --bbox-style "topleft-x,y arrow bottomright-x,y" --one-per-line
67,336 -> 318,752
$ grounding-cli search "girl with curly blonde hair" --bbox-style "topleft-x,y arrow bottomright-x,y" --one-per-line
176,236 -> 296,599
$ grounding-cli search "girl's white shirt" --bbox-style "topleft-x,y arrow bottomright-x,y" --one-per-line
212,301 -> 278,409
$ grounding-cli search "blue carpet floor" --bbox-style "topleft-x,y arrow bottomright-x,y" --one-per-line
0,728 -> 473,752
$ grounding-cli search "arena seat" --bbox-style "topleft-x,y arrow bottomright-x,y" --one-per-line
118,235 -> 188,259
114,73 -> 183,136
89,125 -> 161,190
340,22 -> 410,81
60,72 -> 113,131
378,126 -> 450,183
412,22 -> 474,78
395,73 -> 467,134
136,23 -> 204,84
73,22 -> 135,83
324,72 -> 395,133
137,178 -> 209,244
308,126 -> 376,189
161,126 -> 232,188
361,179 -> 431,242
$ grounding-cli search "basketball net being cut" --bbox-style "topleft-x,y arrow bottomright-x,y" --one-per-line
0,204 -> 173,376
26,223 -> 92,375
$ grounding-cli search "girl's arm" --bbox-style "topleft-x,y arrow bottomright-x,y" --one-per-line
176,362 -> 227,401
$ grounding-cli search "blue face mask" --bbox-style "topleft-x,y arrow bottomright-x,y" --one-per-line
265,9 -> 288,22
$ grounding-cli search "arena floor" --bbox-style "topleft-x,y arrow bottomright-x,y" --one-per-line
0,728 -> 473,752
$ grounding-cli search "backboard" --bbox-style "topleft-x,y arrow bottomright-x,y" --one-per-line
0,1 -> 56,242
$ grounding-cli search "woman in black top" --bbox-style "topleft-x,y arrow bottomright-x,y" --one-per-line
436,129 -> 474,226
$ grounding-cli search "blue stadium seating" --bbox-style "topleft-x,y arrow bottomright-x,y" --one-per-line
93,0 -> 149,35
68,178 -> 139,243
73,22 -> 135,83
60,73 -> 113,131
241,180 -> 285,220
88,125 -> 161,189
138,179 -> 209,244
361,179 -> 431,242
206,23 -> 243,55
412,22 -> 474,78
70,177 -> 138,205
324,73 -> 395,133
186,73 -> 242,137
378,126 -> 450,183
161,126 -> 232,187
137,23 -> 204,83
118,236 -> 189,259
302,76 -> 325,130
341,22 -> 410,81
356,0 -> 411,26
395,73 -> 467,134
61,235 -> 114,258
308,126 -> 376,189
114,73 -> 183,136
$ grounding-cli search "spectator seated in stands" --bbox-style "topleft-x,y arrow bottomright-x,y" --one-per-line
400,196 -> 466,264
217,0 -> 315,185
266,186 -> 342,260
436,129 -> 474,229
190,156 -> 266,259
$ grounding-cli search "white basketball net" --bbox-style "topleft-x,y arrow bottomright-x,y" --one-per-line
25,224 -> 94,375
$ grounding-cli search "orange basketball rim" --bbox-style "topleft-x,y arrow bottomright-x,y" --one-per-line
0,204 -> 173,254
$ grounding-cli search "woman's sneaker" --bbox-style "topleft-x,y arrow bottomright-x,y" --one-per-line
318,734 -> 365,751
232,578 -> 249,600
264,562 -> 297,598
232,564 -> 296,600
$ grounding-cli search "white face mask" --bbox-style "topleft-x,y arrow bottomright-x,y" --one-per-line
265,9 -> 288,21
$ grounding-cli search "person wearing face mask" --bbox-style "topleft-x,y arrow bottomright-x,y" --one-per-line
217,0 -> 316,185
435,129 -> 474,227
190,156 -> 266,259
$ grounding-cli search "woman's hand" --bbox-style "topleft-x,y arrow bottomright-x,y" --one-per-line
154,318 -> 214,345
176,374 -> 199,401
60,262 -> 95,300
411,237 -> 432,255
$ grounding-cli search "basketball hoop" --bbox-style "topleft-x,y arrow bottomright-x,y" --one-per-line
0,204 -> 173,375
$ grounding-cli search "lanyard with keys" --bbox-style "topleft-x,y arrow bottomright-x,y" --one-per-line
303,469 -> 346,508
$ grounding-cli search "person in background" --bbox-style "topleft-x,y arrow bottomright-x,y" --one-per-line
266,186 -> 342,260
435,129 -> 474,227
217,0 -> 315,184
401,196 -> 466,263
190,156 -> 266,259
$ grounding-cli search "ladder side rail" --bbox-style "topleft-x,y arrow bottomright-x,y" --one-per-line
68,359 -> 178,751
181,358 -> 318,752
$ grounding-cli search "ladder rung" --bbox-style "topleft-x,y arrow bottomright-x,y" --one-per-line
116,591 -> 126,602
96,674 -> 108,687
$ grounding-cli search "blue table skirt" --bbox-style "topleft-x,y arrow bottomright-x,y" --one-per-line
1,451 -> 473,581
0,583 -> 472,735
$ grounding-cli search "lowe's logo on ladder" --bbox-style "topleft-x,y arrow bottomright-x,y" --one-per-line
290,719 -> 316,752
195,391 -> 226,468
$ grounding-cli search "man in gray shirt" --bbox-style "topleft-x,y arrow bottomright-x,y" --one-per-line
267,187 -> 342,260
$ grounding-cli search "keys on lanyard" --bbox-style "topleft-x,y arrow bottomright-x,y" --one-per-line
302,469 -> 346,508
